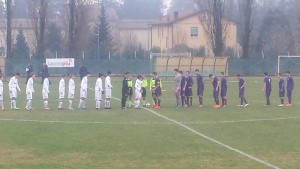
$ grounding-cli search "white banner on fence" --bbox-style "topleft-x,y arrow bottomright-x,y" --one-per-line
46,58 -> 75,68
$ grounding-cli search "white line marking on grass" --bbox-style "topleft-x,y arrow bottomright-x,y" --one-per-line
184,116 -> 300,125
0,118 -> 167,125
1,115 -> 299,126
112,97 -> 281,169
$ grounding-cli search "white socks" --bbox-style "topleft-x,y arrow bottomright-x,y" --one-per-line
105,100 -> 110,108
96,101 -> 101,109
26,100 -> 32,109
44,101 -> 48,108
58,101 -> 64,109
69,100 -> 73,109
134,100 -> 140,108
78,99 -> 86,109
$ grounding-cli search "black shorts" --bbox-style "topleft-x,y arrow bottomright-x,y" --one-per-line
142,87 -> 146,97
128,87 -> 133,96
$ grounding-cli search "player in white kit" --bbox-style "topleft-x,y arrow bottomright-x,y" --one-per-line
9,73 -> 21,110
25,73 -> 35,110
134,75 -> 143,109
58,75 -> 66,110
95,73 -> 104,109
0,75 -> 5,111
42,74 -> 50,110
105,71 -> 113,109
78,72 -> 90,109
68,74 -> 75,110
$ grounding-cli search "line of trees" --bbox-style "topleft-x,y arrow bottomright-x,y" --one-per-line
2,0 -> 300,59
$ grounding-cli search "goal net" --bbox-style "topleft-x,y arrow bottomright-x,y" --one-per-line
278,55 -> 300,74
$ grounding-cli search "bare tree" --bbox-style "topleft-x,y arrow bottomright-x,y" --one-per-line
28,0 -> 48,58
5,0 -> 12,58
67,0 -> 87,58
239,0 -> 255,58
197,0 -> 226,57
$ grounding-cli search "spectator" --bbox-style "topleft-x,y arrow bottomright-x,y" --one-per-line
26,64 -> 33,84
41,63 -> 49,84
79,64 -> 88,81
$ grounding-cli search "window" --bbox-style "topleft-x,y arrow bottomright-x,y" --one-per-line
191,27 -> 198,38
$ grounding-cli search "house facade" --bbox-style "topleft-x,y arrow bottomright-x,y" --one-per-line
150,10 -> 237,56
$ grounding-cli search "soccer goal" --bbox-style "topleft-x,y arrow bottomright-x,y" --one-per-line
277,55 -> 300,74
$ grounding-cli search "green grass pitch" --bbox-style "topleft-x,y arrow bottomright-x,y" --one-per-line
0,76 -> 300,169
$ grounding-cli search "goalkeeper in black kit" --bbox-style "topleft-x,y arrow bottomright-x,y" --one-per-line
121,72 -> 129,109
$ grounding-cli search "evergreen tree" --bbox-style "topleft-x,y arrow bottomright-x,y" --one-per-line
12,28 -> 30,58
45,22 -> 63,55
98,1 -> 113,58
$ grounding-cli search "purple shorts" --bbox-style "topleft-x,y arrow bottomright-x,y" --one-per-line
221,89 -> 227,97
279,91 -> 285,97
197,88 -> 203,96
185,88 -> 193,97
213,90 -> 219,99
239,89 -> 245,98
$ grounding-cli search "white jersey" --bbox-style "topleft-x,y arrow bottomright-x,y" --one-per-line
9,76 -> 21,91
0,80 -> 3,100
95,78 -> 103,92
43,78 -> 50,93
105,76 -> 112,89
59,78 -> 65,93
81,76 -> 88,90
135,79 -> 143,92
26,78 -> 34,93
68,79 -> 75,94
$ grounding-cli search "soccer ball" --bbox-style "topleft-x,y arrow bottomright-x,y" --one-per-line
145,103 -> 151,108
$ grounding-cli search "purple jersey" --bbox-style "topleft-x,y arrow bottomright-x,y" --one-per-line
154,77 -> 161,96
287,76 -> 294,91
212,76 -> 219,91
196,74 -> 204,89
279,78 -> 285,97
239,78 -> 245,97
221,76 -> 227,90
279,78 -> 285,92
181,76 -> 186,90
186,76 -> 193,88
264,76 -> 272,90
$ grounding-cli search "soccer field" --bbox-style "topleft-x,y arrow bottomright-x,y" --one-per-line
0,76 -> 300,169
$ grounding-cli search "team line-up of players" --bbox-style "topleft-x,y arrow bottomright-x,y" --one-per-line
0,69 -> 294,111
172,69 -> 294,108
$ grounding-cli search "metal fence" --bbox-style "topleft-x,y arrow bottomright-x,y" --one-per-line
4,57 -> 300,77
5,58 -> 154,76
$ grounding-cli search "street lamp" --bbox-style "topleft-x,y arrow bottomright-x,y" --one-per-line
97,33 -> 99,60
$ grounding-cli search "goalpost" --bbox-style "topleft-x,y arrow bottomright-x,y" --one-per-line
277,55 -> 300,74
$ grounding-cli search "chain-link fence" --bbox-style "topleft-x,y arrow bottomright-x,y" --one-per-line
5,58 -> 154,76
4,57 -> 300,77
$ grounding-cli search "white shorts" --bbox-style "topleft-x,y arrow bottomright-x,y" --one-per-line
9,89 -> 17,99
135,90 -> 142,100
95,90 -> 102,101
68,91 -> 75,99
42,91 -> 48,99
27,92 -> 33,100
105,88 -> 112,99
80,88 -> 87,99
59,91 -> 65,99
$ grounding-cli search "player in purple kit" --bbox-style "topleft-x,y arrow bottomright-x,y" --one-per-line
185,71 -> 193,107
220,72 -> 228,107
286,71 -> 294,106
209,74 -> 220,108
151,72 -> 162,108
262,72 -> 272,106
237,74 -> 249,107
195,69 -> 204,107
180,71 -> 187,107
277,74 -> 285,107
